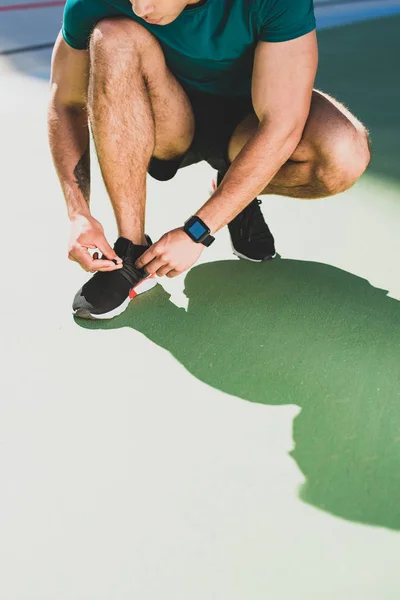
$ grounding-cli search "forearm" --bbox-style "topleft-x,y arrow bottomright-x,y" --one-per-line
196,122 -> 302,233
48,102 -> 91,220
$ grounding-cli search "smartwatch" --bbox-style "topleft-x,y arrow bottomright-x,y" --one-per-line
184,216 -> 215,247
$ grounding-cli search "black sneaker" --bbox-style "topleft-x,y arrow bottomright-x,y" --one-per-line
73,236 -> 157,320
213,171 -> 276,262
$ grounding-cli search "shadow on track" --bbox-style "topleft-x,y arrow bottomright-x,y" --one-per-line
77,257 -> 400,531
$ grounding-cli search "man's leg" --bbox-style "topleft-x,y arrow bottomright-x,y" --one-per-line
88,17 -> 195,244
227,90 -> 371,199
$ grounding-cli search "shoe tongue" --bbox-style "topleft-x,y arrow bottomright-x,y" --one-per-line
113,237 -> 149,260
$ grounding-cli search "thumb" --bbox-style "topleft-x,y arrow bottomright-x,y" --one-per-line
97,237 -> 123,264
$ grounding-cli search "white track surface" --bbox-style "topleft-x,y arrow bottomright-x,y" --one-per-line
1,4 -> 400,600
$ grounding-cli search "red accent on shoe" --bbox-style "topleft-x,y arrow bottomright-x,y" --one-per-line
212,179 -> 217,192
128,274 -> 155,299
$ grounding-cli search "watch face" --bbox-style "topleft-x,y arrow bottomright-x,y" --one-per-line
188,220 -> 207,241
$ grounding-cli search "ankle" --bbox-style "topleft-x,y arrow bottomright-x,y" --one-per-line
131,236 -> 148,246
119,231 -> 148,246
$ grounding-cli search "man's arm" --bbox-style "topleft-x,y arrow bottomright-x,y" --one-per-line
136,31 -> 318,278
195,30 -> 318,234
48,31 -> 122,271
48,31 -> 91,219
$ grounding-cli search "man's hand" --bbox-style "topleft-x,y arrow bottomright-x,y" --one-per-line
68,215 -> 123,272
135,228 -> 205,278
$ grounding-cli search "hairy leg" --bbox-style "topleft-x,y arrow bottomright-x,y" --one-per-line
88,18 -> 195,244
228,90 -> 371,199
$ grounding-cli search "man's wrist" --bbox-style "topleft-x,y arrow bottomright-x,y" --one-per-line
68,205 -> 91,221
195,207 -> 219,236
184,215 -> 215,246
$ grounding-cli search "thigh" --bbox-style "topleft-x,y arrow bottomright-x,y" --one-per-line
144,52 -> 196,160
95,18 -> 195,160
228,89 -> 369,164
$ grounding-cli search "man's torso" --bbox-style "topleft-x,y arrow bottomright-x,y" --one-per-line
62,0 -> 316,96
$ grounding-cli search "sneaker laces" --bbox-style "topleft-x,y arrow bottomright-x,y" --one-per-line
99,246 -> 147,286
118,255 -> 147,286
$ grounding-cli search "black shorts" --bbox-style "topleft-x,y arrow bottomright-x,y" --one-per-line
147,88 -> 254,181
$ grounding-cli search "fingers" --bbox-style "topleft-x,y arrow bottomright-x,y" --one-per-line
136,241 -> 181,277
156,265 -> 172,277
146,259 -> 180,277
96,238 -> 123,264
93,260 -> 124,272
69,246 -> 123,273
135,244 -> 157,269
143,257 -> 167,276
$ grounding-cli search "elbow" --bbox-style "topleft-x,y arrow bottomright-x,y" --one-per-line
259,118 -> 305,156
259,117 -> 304,142
284,124 -> 304,154
49,85 -> 87,115
48,99 -> 88,124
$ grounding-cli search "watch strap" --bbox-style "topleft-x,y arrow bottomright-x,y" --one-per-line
201,234 -> 215,247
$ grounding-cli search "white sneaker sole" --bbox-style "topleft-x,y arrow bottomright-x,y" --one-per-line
211,179 -> 276,263
74,275 -> 158,320
232,244 -> 277,263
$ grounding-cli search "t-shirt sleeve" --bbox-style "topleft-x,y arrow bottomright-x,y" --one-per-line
257,0 -> 316,43
62,0 -> 121,50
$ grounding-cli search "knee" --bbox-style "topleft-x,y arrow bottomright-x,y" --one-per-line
316,126 -> 371,196
90,17 -> 156,55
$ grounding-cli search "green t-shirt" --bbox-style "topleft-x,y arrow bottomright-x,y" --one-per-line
62,0 -> 316,96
